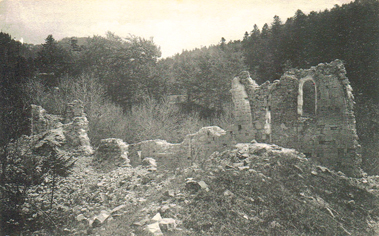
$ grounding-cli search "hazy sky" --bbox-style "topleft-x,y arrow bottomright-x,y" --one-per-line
1,0 -> 353,57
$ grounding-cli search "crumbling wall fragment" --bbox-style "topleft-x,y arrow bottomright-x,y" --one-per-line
30,104 -> 62,135
29,100 -> 93,156
64,100 -> 85,123
230,72 -> 255,142
62,100 -> 93,155
128,126 -> 233,168
93,138 -> 129,167
231,60 -> 361,176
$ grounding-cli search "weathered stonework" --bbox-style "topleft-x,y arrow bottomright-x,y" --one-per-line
30,100 -> 93,155
30,104 -> 62,135
128,126 -> 233,169
231,60 -> 361,176
93,138 -> 129,166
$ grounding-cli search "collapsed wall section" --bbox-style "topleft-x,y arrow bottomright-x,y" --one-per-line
128,126 -> 233,169
231,60 -> 361,176
30,100 -> 93,155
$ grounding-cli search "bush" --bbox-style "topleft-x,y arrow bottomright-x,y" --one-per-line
0,139 -> 75,234
22,74 -> 234,146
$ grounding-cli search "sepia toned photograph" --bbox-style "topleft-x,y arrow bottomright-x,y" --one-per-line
1,0 -> 378,235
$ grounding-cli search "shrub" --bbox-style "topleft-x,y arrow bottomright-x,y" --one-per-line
0,139 -> 75,234
22,74 -> 234,147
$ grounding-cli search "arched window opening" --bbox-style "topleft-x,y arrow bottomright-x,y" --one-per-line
298,76 -> 317,117
303,80 -> 316,116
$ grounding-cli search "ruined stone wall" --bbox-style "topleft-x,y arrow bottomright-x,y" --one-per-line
231,60 -> 361,176
230,74 -> 255,142
30,100 -> 93,155
93,138 -> 129,167
269,75 -> 299,148
249,81 -> 271,143
128,126 -> 233,169
30,104 -> 62,135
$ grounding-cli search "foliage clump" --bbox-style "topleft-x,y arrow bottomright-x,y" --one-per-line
0,136 -> 75,234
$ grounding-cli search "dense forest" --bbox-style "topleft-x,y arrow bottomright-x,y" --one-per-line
1,0 -> 379,233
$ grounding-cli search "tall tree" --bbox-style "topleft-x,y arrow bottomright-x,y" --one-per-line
0,32 -> 31,147
36,35 -> 71,86
76,33 -> 162,108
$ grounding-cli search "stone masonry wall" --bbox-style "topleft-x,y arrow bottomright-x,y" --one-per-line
231,60 -> 361,176
128,126 -> 233,169
30,100 -> 93,155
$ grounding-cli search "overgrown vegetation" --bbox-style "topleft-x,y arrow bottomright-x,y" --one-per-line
22,75 -> 233,146
0,138 -> 75,234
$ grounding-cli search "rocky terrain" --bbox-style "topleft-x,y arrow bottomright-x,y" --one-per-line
28,141 -> 379,236
7,102 -> 379,235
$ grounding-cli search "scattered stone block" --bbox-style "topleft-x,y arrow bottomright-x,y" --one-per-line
76,214 -> 87,222
151,213 -> 162,222
91,210 -> 110,227
198,180 -> 209,191
146,222 -> 163,235
142,157 -> 157,167
159,218 -> 176,232
111,205 -> 126,214
185,178 -> 201,192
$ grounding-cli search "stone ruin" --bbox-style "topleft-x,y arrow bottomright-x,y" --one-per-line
94,60 -> 361,177
128,126 -> 233,168
94,126 -> 234,170
93,138 -> 129,168
29,100 -> 93,155
230,60 -> 361,176
25,60 -> 359,177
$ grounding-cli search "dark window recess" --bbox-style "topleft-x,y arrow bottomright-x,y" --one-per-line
238,125 -> 242,131
303,80 -> 316,116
